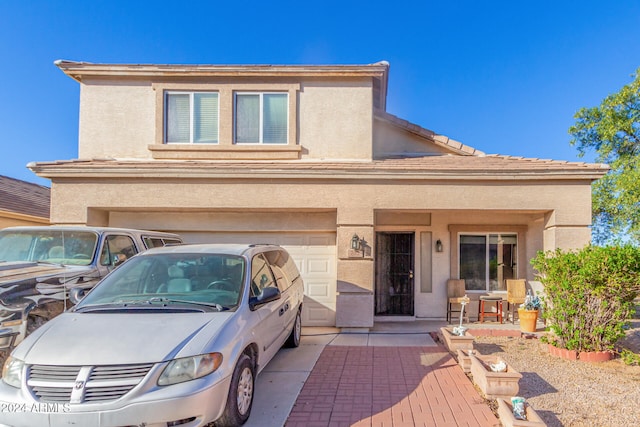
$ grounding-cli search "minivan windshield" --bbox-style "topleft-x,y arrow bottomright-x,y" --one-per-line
76,253 -> 245,311
0,229 -> 98,266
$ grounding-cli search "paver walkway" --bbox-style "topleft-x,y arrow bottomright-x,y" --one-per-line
285,345 -> 499,427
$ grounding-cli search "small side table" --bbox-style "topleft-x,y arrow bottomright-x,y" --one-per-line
478,295 -> 504,323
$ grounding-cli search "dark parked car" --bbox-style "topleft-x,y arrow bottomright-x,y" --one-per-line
0,226 -> 182,348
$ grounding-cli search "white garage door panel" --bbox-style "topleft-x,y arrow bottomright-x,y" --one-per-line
181,232 -> 336,326
307,281 -> 329,298
282,237 -> 336,327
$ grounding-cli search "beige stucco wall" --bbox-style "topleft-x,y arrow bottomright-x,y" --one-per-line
50,179 -> 592,229
299,80 -> 373,160
77,77 -> 374,161
51,179 -> 593,233
79,81 -> 155,159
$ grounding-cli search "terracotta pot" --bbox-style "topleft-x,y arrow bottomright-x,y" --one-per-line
517,308 -> 538,332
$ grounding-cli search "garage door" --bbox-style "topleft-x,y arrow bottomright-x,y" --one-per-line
181,231 -> 337,326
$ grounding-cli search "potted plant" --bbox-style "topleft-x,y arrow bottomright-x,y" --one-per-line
518,291 -> 541,332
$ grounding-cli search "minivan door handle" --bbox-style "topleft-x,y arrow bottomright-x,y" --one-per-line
279,303 -> 290,316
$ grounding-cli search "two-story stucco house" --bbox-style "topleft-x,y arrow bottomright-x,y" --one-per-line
28,60 -> 608,329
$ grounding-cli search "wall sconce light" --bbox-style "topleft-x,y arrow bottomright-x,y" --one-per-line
351,234 -> 362,251
435,239 -> 443,252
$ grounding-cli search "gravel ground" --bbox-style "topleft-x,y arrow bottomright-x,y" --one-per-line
471,334 -> 640,427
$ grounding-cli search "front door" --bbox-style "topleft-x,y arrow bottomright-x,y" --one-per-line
375,232 -> 414,316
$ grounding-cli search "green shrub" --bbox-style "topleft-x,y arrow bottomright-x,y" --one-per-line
531,245 -> 640,352
620,349 -> 640,366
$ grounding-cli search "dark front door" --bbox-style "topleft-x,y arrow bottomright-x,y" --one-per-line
375,232 -> 414,316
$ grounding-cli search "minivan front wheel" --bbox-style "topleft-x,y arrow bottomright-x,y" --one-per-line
217,354 -> 254,426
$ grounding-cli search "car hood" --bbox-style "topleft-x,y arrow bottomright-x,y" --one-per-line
15,311 -> 234,366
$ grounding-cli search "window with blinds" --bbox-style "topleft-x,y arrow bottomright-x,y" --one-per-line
165,92 -> 219,144
235,93 -> 288,144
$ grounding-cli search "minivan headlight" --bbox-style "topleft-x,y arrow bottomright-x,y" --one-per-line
158,353 -> 223,386
2,356 -> 24,388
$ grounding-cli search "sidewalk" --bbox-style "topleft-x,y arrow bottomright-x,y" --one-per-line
247,321 -> 511,427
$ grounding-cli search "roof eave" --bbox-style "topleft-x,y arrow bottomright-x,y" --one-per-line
28,160 -> 609,182
54,60 -> 390,83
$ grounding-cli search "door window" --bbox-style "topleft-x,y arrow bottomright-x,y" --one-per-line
100,235 -> 137,267
263,249 -> 301,292
250,254 -> 277,297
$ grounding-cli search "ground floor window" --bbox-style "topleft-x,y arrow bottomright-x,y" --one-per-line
459,233 -> 517,292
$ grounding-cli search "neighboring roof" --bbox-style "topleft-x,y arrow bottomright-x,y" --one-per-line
55,59 -> 391,111
0,175 -> 50,219
28,156 -> 609,182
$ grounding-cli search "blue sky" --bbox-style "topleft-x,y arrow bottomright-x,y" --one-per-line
1,1 -> 640,186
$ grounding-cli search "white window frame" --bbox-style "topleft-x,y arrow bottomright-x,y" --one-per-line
458,232 -> 518,293
234,92 -> 289,144
164,91 -> 219,144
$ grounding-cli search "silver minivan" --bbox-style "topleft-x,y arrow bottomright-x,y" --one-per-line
0,243 -> 304,427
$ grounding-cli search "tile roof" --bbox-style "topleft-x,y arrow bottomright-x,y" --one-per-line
0,175 -> 50,219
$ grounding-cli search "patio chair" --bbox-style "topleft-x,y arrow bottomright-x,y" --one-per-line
446,279 -> 469,323
506,279 -> 527,324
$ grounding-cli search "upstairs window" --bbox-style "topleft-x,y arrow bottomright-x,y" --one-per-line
165,92 -> 219,143
235,93 -> 288,144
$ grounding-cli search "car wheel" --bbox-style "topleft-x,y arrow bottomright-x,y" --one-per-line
217,353 -> 254,426
284,309 -> 301,348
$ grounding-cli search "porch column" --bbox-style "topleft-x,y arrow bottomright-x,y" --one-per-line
335,207 -> 374,329
543,211 -> 592,252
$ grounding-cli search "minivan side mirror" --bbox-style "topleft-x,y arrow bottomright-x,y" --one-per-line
249,286 -> 281,311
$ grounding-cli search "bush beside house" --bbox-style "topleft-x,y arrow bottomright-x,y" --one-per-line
531,245 -> 640,353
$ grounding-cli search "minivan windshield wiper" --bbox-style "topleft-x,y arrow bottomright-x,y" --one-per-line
147,297 -> 227,311
75,297 -> 229,313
